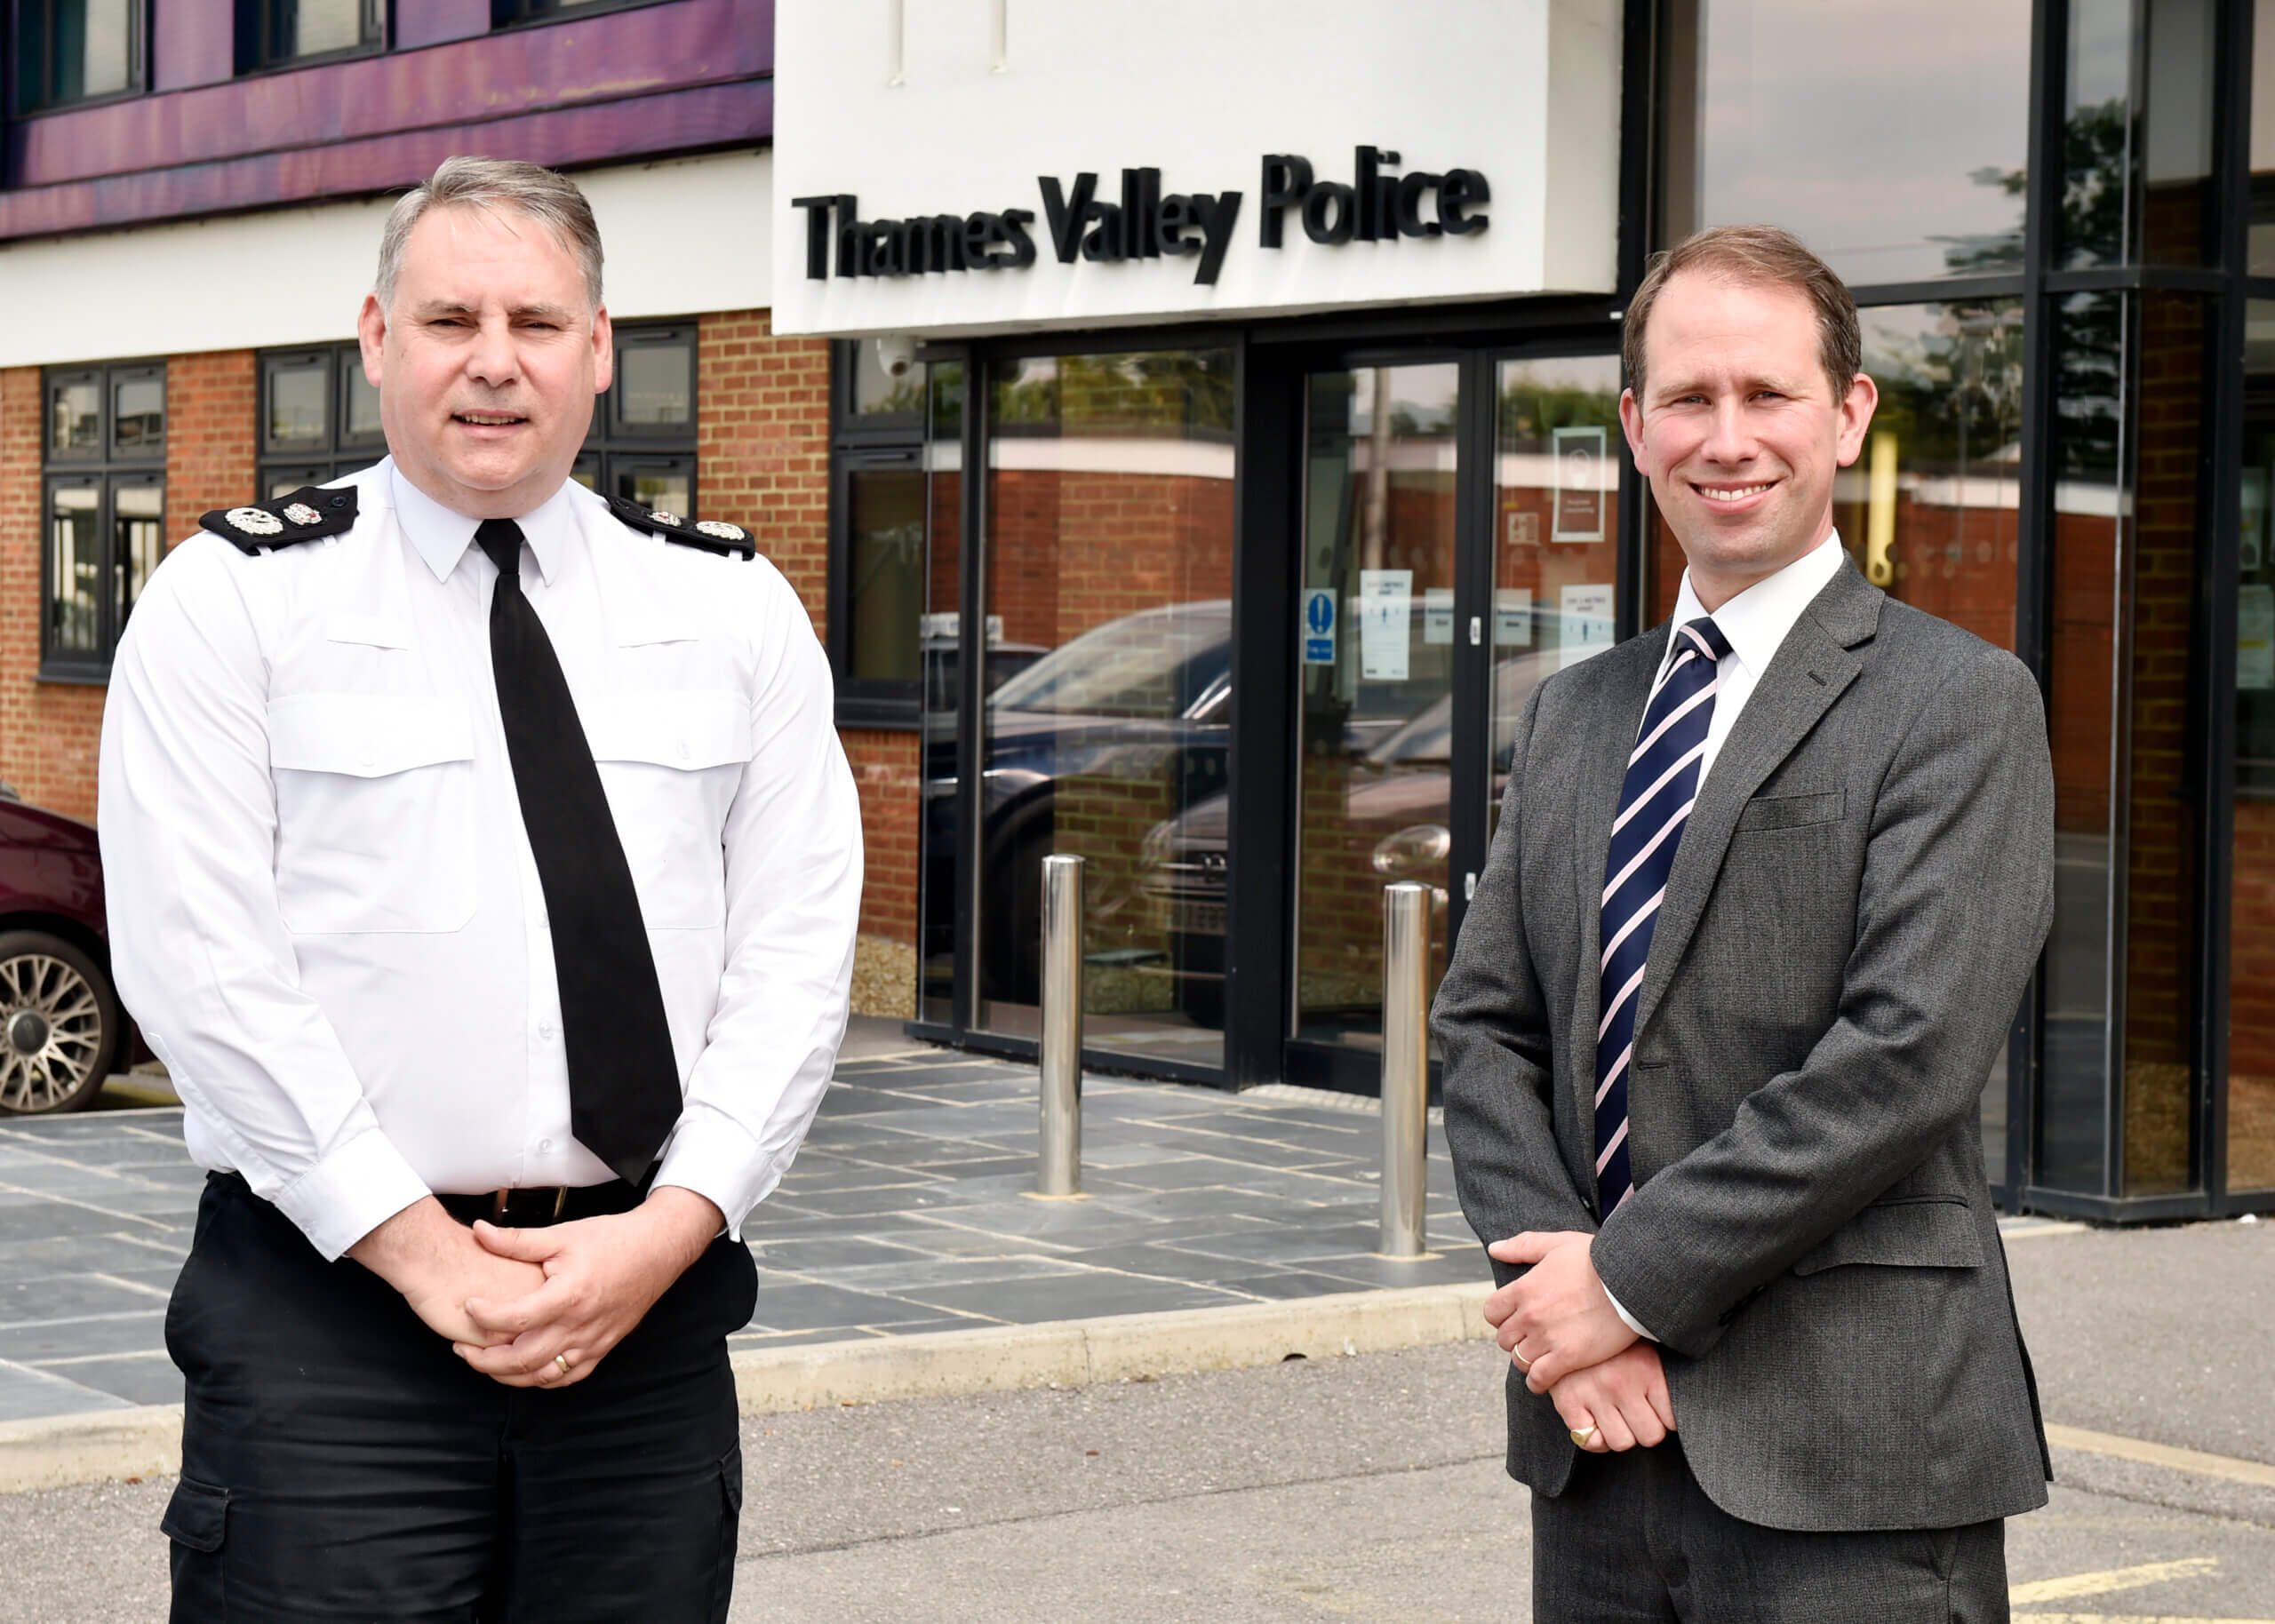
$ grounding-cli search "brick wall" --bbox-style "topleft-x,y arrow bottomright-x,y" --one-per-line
0,367 -> 105,818
697,309 -> 831,630
693,309 -> 921,952
164,351 -> 255,542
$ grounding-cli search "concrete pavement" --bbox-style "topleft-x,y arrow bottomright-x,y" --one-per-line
3,1336 -> 2271,1624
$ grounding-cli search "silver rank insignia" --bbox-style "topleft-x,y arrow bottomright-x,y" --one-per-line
225,507 -> 283,537
282,503 -> 323,527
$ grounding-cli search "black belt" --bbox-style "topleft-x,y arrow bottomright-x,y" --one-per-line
435,1182 -> 643,1228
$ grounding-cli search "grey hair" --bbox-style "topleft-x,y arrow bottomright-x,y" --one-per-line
374,156 -> 604,310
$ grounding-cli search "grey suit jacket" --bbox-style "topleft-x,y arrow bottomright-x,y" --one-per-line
1435,561 -> 2055,1532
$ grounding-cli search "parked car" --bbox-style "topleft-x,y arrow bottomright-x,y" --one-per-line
0,787 -> 138,1116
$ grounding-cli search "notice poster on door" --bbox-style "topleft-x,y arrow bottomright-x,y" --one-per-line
1358,569 -> 1412,681
1559,583 -> 1615,669
1553,426 -> 1608,543
2241,585 -> 2275,691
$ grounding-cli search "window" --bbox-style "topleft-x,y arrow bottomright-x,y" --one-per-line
828,338 -> 954,724
237,0 -> 381,70
258,345 -> 386,498
15,0 -> 141,111
42,362 -> 164,679
572,323 -> 698,517
490,0 -> 643,23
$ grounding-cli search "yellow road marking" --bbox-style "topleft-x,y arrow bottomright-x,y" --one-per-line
2013,1614 -> 2275,1622
2047,1425 -> 2275,1491
2012,1558 -> 2220,1603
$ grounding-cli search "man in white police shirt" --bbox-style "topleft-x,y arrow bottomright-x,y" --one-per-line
98,156 -> 861,1620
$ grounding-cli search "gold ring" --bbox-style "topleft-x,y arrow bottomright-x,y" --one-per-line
554,1353 -> 572,1378
1569,1426 -> 1596,1446
1513,1349 -> 1532,1372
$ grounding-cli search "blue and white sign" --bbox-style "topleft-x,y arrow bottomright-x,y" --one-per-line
1302,588 -> 1337,665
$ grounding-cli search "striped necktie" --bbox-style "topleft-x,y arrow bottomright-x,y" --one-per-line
1596,616 -> 1731,1216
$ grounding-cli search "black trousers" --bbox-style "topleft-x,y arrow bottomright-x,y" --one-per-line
1532,1437 -> 2009,1624
162,1173 -> 757,1623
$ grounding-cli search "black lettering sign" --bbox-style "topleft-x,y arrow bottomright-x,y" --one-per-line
793,151 -> 1483,287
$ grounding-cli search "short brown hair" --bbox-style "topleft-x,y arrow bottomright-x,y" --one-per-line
1622,226 -> 1860,406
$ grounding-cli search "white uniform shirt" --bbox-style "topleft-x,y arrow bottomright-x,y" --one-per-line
98,460 -> 863,1261
1605,528 -> 1848,1341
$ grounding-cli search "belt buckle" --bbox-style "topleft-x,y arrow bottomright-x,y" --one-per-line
489,1187 -> 570,1224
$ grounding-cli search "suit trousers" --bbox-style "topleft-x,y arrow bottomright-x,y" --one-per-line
161,1172 -> 756,1623
1532,1437 -> 2009,1624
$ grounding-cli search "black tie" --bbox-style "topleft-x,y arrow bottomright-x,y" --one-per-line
475,518 -> 682,1185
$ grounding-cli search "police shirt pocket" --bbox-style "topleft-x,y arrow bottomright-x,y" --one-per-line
1791,1196 -> 1985,1276
584,690 -> 753,930
267,693 -> 477,934
1736,787 -> 1845,832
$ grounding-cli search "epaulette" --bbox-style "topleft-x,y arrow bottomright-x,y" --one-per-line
608,496 -> 757,561
200,487 -> 359,555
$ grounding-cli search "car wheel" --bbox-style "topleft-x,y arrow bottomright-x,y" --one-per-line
0,931 -> 119,1116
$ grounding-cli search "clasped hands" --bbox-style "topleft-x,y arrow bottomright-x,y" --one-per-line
1484,1230 -> 1675,1456
347,1187 -> 722,1389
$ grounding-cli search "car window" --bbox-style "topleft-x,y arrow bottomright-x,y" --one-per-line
987,601 -> 1233,719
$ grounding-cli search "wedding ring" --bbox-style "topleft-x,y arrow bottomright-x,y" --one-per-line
554,1353 -> 572,1378
1569,1425 -> 1597,1446
1513,1348 -> 1533,1372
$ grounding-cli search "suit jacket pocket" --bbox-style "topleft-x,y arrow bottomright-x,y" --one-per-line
1736,787 -> 1845,832
1791,1196 -> 1984,1275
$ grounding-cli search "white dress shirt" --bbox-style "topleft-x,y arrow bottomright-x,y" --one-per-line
98,460 -> 863,1261
1602,529 -> 1848,1342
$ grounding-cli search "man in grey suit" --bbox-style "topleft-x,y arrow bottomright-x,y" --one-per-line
1436,224 -> 2055,1620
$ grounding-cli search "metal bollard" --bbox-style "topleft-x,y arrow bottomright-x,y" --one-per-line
1037,854 -> 1085,1198
1379,881 -> 1432,1257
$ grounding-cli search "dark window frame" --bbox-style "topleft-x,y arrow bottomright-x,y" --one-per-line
256,342 -> 385,498
577,321 -> 698,515
486,0 -> 674,32
40,358 -> 164,681
12,0 -> 148,115
826,339 -> 939,728
234,0 -> 385,75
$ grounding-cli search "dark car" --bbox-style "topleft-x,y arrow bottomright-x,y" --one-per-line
0,787 -> 137,1116
922,601 -> 1234,1007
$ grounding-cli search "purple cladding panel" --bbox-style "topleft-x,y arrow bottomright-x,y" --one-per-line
2,0 -> 773,240
395,0 -> 494,52
151,0 -> 237,92
0,81 -> 772,239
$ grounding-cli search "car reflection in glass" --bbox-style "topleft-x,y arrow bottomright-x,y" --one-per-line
1138,646 -> 1565,1025
923,601 -> 1234,1014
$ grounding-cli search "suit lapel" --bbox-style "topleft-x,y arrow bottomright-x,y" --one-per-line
1629,564 -> 1882,1043
1569,628 -> 1668,1140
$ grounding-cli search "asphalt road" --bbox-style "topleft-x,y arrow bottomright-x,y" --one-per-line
5,1222 -> 2271,1624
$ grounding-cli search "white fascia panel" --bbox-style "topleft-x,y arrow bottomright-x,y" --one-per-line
0,149 -> 772,369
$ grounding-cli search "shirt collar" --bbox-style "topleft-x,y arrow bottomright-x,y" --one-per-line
1667,529 -> 1848,680
387,458 -> 579,587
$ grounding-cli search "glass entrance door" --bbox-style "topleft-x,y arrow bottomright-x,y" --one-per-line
1289,349 -> 1626,1072
1292,362 -> 1462,1053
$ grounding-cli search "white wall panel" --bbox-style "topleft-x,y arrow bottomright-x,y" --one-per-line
0,150 -> 772,369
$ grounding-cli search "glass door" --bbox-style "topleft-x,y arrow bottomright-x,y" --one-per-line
1286,346 -> 1627,1078
1292,362 -> 1462,1053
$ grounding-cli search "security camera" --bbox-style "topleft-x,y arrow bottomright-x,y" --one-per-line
874,334 -> 918,379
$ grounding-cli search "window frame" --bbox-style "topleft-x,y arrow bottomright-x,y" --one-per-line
826,338 -> 938,728
576,320 -> 700,514
485,0 -> 676,33
12,0 -> 148,115
256,342 -> 384,499
39,358 -> 165,682
234,0 -> 385,76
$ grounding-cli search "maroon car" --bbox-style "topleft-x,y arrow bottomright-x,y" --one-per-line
0,790 -> 134,1116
